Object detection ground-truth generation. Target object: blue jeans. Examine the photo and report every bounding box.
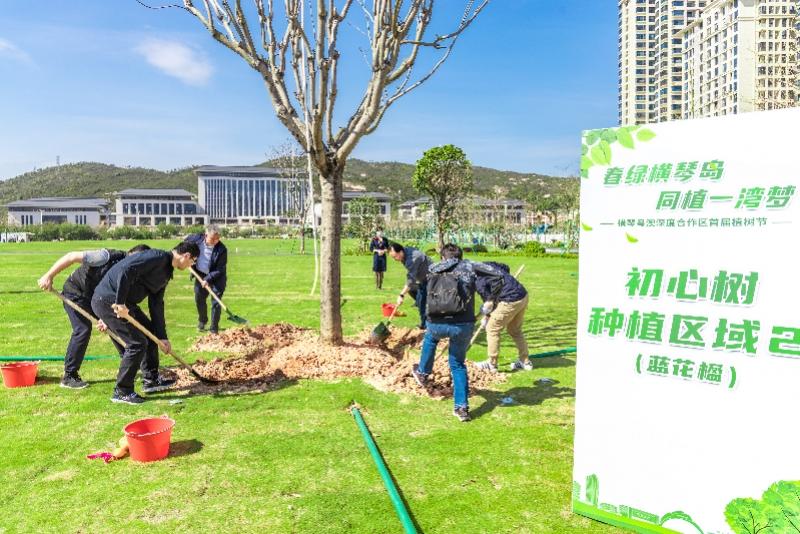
[418,322,473,409]
[413,281,428,329]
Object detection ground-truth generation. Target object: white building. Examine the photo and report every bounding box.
[196,165,307,225]
[6,197,109,227]
[681,0,798,118]
[313,191,392,226]
[618,0,708,125]
[398,196,525,224]
[110,189,207,228]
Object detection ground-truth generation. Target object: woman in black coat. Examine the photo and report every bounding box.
[369,230,389,289]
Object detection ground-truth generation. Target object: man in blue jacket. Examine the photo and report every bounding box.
[185,225,228,334]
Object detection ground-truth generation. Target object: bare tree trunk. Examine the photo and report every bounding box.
[319,171,343,344]
[438,225,445,255]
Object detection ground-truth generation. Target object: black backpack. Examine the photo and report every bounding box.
[426,267,470,318]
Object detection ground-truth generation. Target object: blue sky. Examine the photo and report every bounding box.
[0,1,618,180]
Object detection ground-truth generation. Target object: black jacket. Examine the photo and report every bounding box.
[94,249,174,339]
[185,233,227,290]
[426,258,505,324]
[476,262,527,303]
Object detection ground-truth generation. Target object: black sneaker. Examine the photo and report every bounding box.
[111,391,145,405]
[142,376,177,394]
[453,406,471,422]
[411,364,428,387]
[209,327,219,335]
[198,322,207,332]
[60,374,89,389]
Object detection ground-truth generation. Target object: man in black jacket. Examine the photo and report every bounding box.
[91,241,199,405]
[185,225,227,334]
[388,242,433,329]
[411,244,505,422]
[38,244,150,389]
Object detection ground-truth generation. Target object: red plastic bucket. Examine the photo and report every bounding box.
[1,361,39,388]
[381,303,397,317]
[123,417,175,462]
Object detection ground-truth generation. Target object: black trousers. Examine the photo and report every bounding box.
[90,296,161,394]
[194,276,223,330]
[62,294,93,376]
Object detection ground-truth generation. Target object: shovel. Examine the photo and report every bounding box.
[48,288,128,348]
[189,267,248,325]
[119,309,219,384]
[369,299,403,344]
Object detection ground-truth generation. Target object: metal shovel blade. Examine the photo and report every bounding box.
[369,321,391,344]
[226,310,248,325]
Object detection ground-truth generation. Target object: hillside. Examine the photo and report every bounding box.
[0,159,576,207]
[0,163,197,206]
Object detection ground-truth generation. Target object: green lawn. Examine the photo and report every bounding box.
[0,239,618,534]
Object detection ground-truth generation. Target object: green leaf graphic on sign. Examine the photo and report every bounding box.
[581,143,588,155]
[617,127,635,149]
[581,222,593,231]
[590,140,611,166]
[585,130,600,145]
[625,233,638,243]
[600,129,617,144]
[636,128,656,142]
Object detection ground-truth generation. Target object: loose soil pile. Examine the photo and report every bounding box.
[173,323,505,397]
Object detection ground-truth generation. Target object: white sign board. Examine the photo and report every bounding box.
[574,108,800,534]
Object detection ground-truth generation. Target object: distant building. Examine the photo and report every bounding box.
[398,196,525,224]
[313,191,392,226]
[681,0,799,118]
[6,197,109,227]
[196,165,307,225]
[110,189,207,228]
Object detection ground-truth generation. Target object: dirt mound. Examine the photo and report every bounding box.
[174,324,504,397]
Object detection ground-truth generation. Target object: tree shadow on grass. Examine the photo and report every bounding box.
[169,439,203,458]
[470,379,575,420]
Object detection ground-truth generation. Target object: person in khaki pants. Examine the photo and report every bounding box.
[475,262,531,372]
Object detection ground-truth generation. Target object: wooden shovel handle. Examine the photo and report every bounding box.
[48,288,127,348]
[120,311,191,369]
[189,266,227,311]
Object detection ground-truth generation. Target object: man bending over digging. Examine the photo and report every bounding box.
[411,244,505,422]
[38,244,151,389]
[91,242,199,405]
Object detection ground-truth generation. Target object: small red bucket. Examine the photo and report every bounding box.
[381,304,405,317]
[124,417,175,462]
[1,361,39,388]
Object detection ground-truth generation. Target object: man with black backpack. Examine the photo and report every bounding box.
[411,244,505,422]
[37,244,151,389]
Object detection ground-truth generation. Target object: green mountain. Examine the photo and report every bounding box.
[0,160,576,207]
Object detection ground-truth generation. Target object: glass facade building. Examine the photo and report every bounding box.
[196,166,308,224]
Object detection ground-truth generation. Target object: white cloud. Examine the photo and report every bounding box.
[134,38,212,86]
[0,38,33,64]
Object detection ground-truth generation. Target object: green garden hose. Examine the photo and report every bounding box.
[350,406,417,534]
[528,347,577,359]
